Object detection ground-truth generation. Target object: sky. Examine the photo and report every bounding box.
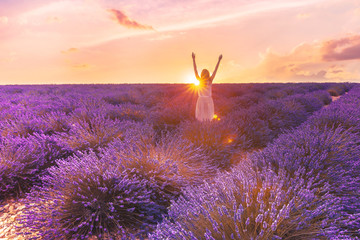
[0,0,360,84]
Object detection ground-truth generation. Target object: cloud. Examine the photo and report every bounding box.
[46,16,61,24]
[61,48,78,54]
[354,7,360,16]
[296,13,310,19]
[72,63,90,69]
[0,16,8,24]
[108,9,154,30]
[17,17,28,25]
[148,34,173,41]
[239,35,360,82]
[323,64,356,80]
[0,52,17,63]
[322,35,360,61]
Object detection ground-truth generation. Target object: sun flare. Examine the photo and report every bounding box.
[185,74,200,86]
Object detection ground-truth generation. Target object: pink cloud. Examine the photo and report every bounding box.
[296,13,310,19]
[0,52,17,63]
[46,16,61,24]
[61,48,78,54]
[239,35,360,82]
[108,9,154,30]
[322,35,360,61]
[72,63,90,69]
[354,7,360,16]
[0,16,8,24]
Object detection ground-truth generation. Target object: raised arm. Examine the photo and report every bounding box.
[192,52,200,80]
[210,54,222,82]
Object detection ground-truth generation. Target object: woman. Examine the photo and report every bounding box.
[192,52,222,121]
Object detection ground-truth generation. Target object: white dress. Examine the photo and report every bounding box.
[196,83,214,121]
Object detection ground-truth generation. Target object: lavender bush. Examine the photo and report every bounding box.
[150,163,339,240]
[105,103,147,122]
[102,135,217,207]
[19,134,216,239]
[226,89,331,149]
[252,125,360,238]
[19,151,163,239]
[56,112,124,152]
[327,84,346,96]
[308,92,360,133]
[0,133,67,200]
[178,119,247,169]
[0,113,45,137]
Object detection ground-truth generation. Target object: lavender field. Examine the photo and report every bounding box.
[0,83,359,239]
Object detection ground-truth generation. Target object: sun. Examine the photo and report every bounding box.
[185,74,200,86]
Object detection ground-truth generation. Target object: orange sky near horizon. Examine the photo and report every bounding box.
[0,0,360,84]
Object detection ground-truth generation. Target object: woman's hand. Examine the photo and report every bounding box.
[192,52,200,79]
[219,54,223,61]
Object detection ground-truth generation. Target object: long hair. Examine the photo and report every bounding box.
[200,69,210,82]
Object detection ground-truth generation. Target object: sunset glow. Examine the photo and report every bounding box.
[185,74,200,86]
[0,0,359,84]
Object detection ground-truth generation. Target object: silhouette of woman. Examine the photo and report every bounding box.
[192,52,222,121]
